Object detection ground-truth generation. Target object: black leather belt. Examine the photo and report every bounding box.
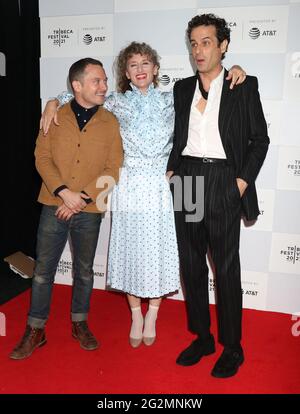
[183,156,228,164]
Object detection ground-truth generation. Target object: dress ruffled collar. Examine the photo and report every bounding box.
[127,82,156,97]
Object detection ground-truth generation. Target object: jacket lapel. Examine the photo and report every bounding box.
[181,75,197,146]
[218,68,240,146]
[218,69,232,140]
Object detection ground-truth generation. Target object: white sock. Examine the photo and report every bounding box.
[143,304,159,338]
[129,306,143,339]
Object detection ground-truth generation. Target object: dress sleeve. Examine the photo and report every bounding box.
[103,93,116,113]
[165,90,174,107]
[56,91,74,106]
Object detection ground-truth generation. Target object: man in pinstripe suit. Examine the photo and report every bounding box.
[167,14,269,378]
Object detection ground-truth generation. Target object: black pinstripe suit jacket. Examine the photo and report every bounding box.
[167,70,270,221]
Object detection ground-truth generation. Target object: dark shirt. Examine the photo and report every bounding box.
[71,98,99,131]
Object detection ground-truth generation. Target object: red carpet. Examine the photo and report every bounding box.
[0,285,299,394]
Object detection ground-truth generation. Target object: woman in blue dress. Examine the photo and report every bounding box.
[105,42,179,347]
[41,42,246,348]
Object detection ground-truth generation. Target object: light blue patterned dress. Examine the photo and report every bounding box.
[57,84,179,297]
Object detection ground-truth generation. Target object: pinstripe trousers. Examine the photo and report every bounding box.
[173,157,242,346]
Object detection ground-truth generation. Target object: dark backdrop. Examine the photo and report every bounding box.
[0,0,41,261]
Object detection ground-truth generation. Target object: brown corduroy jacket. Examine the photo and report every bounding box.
[35,102,123,213]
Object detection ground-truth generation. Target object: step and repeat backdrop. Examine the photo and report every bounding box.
[39,0,300,315]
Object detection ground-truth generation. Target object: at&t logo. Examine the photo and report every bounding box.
[83,34,93,45]
[249,27,260,39]
[159,74,170,86]
[82,34,106,45]
[249,27,277,39]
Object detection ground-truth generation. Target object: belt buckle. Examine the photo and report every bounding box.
[203,157,210,163]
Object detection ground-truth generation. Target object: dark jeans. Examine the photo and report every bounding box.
[28,206,102,328]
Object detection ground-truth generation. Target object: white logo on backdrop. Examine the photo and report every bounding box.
[208,271,268,310]
[93,256,108,290]
[159,74,171,86]
[241,272,268,311]
[41,15,113,57]
[158,56,195,92]
[243,189,275,232]
[198,6,289,53]
[55,251,73,286]
[55,251,108,290]
[277,147,300,191]
[269,233,300,275]
[280,245,300,264]
[83,34,93,45]
[47,28,74,47]
[249,27,261,39]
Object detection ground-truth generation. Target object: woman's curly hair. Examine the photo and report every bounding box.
[114,41,160,93]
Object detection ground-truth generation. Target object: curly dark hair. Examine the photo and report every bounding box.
[114,42,160,93]
[187,13,231,60]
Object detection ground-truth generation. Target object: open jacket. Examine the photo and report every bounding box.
[167,70,270,221]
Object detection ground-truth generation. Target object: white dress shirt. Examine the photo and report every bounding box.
[182,68,227,159]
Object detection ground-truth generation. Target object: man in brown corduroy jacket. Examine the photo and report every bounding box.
[10,58,123,360]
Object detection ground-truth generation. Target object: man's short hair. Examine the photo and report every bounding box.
[68,58,103,92]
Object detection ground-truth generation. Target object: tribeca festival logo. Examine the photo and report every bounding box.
[0,312,6,336]
[291,52,300,78]
[47,27,74,47]
[280,245,300,264]
[291,312,300,337]
[287,159,300,176]
[57,258,72,276]
[228,21,237,29]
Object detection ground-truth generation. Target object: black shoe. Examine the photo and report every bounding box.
[176,335,215,366]
[211,347,244,378]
